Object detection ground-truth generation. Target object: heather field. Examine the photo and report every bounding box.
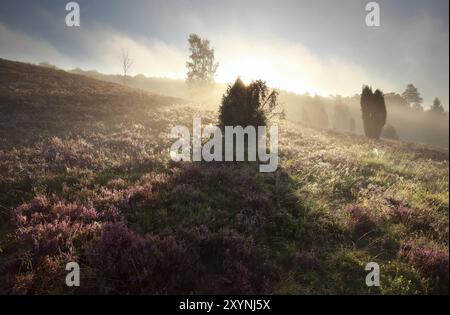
[0,60,448,294]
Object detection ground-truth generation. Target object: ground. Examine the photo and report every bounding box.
[0,59,448,294]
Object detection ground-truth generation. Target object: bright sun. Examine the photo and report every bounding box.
[215,54,320,96]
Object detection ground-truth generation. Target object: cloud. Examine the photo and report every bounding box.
[90,32,187,78]
[0,22,187,79]
[0,22,395,98]
[379,11,449,108]
[0,23,74,67]
[0,16,447,107]
[214,36,394,97]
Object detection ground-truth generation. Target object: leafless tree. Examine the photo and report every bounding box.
[120,48,133,81]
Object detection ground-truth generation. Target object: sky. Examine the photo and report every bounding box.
[0,0,448,108]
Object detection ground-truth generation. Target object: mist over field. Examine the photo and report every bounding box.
[0,0,448,295]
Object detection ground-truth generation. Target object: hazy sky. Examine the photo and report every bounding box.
[0,0,448,108]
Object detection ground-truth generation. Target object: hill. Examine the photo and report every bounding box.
[0,59,448,294]
[0,58,184,149]
[69,68,192,100]
[68,67,449,149]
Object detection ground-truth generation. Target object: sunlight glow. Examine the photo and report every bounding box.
[216,53,322,96]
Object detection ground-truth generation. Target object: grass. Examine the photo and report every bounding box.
[0,59,448,294]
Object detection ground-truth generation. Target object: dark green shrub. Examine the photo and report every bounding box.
[218,78,280,128]
[361,86,387,139]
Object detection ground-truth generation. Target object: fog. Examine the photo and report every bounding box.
[1,0,448,148]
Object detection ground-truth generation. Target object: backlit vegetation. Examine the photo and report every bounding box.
[0,59,448,294]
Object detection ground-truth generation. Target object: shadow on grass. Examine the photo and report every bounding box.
[102,160,373,294]
[2,159,434,294]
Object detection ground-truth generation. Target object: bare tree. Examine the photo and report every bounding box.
[120,48,133,81]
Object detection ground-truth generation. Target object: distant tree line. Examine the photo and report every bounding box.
[116,34,447,145]
[295,82,447,143]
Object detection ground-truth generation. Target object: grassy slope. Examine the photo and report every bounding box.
[0,59,448,294]
[0,58,183,149]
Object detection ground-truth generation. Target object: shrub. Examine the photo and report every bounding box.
[346,205,377,238]
[87,221,189,294]
[87,223,278,294]
[361,86,387,139]
[179,225,279,294]
[14,196,103,263]
[399,240,449,292]
[11,195,117,293]
[219,78,280,128]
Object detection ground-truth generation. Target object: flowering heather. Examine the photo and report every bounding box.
[399,240,449,292]
[0,61,448,294]
[14,196,102,261]
[10,195,123,293]
[346,205,377,239]
[41,137,96,170]
[87,221,188,294]
[178,225,279,294]
[86,223,278,294]
[391,205,414,223]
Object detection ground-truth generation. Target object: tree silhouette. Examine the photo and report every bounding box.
[429,97,445,114]
[402,84,423,108]
[186,34,219,87]
[301,104,310,126]
[313,96,329,128]
[360,86,387,139]
[120,48,133,82]
[332,96,352,131]
[384,92,409,109]
[302,95,328,129]
[411,103,424,112]
[219,78,280,128]
[349,117,356,133]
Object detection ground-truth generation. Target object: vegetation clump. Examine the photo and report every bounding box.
[361,86,387,139]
